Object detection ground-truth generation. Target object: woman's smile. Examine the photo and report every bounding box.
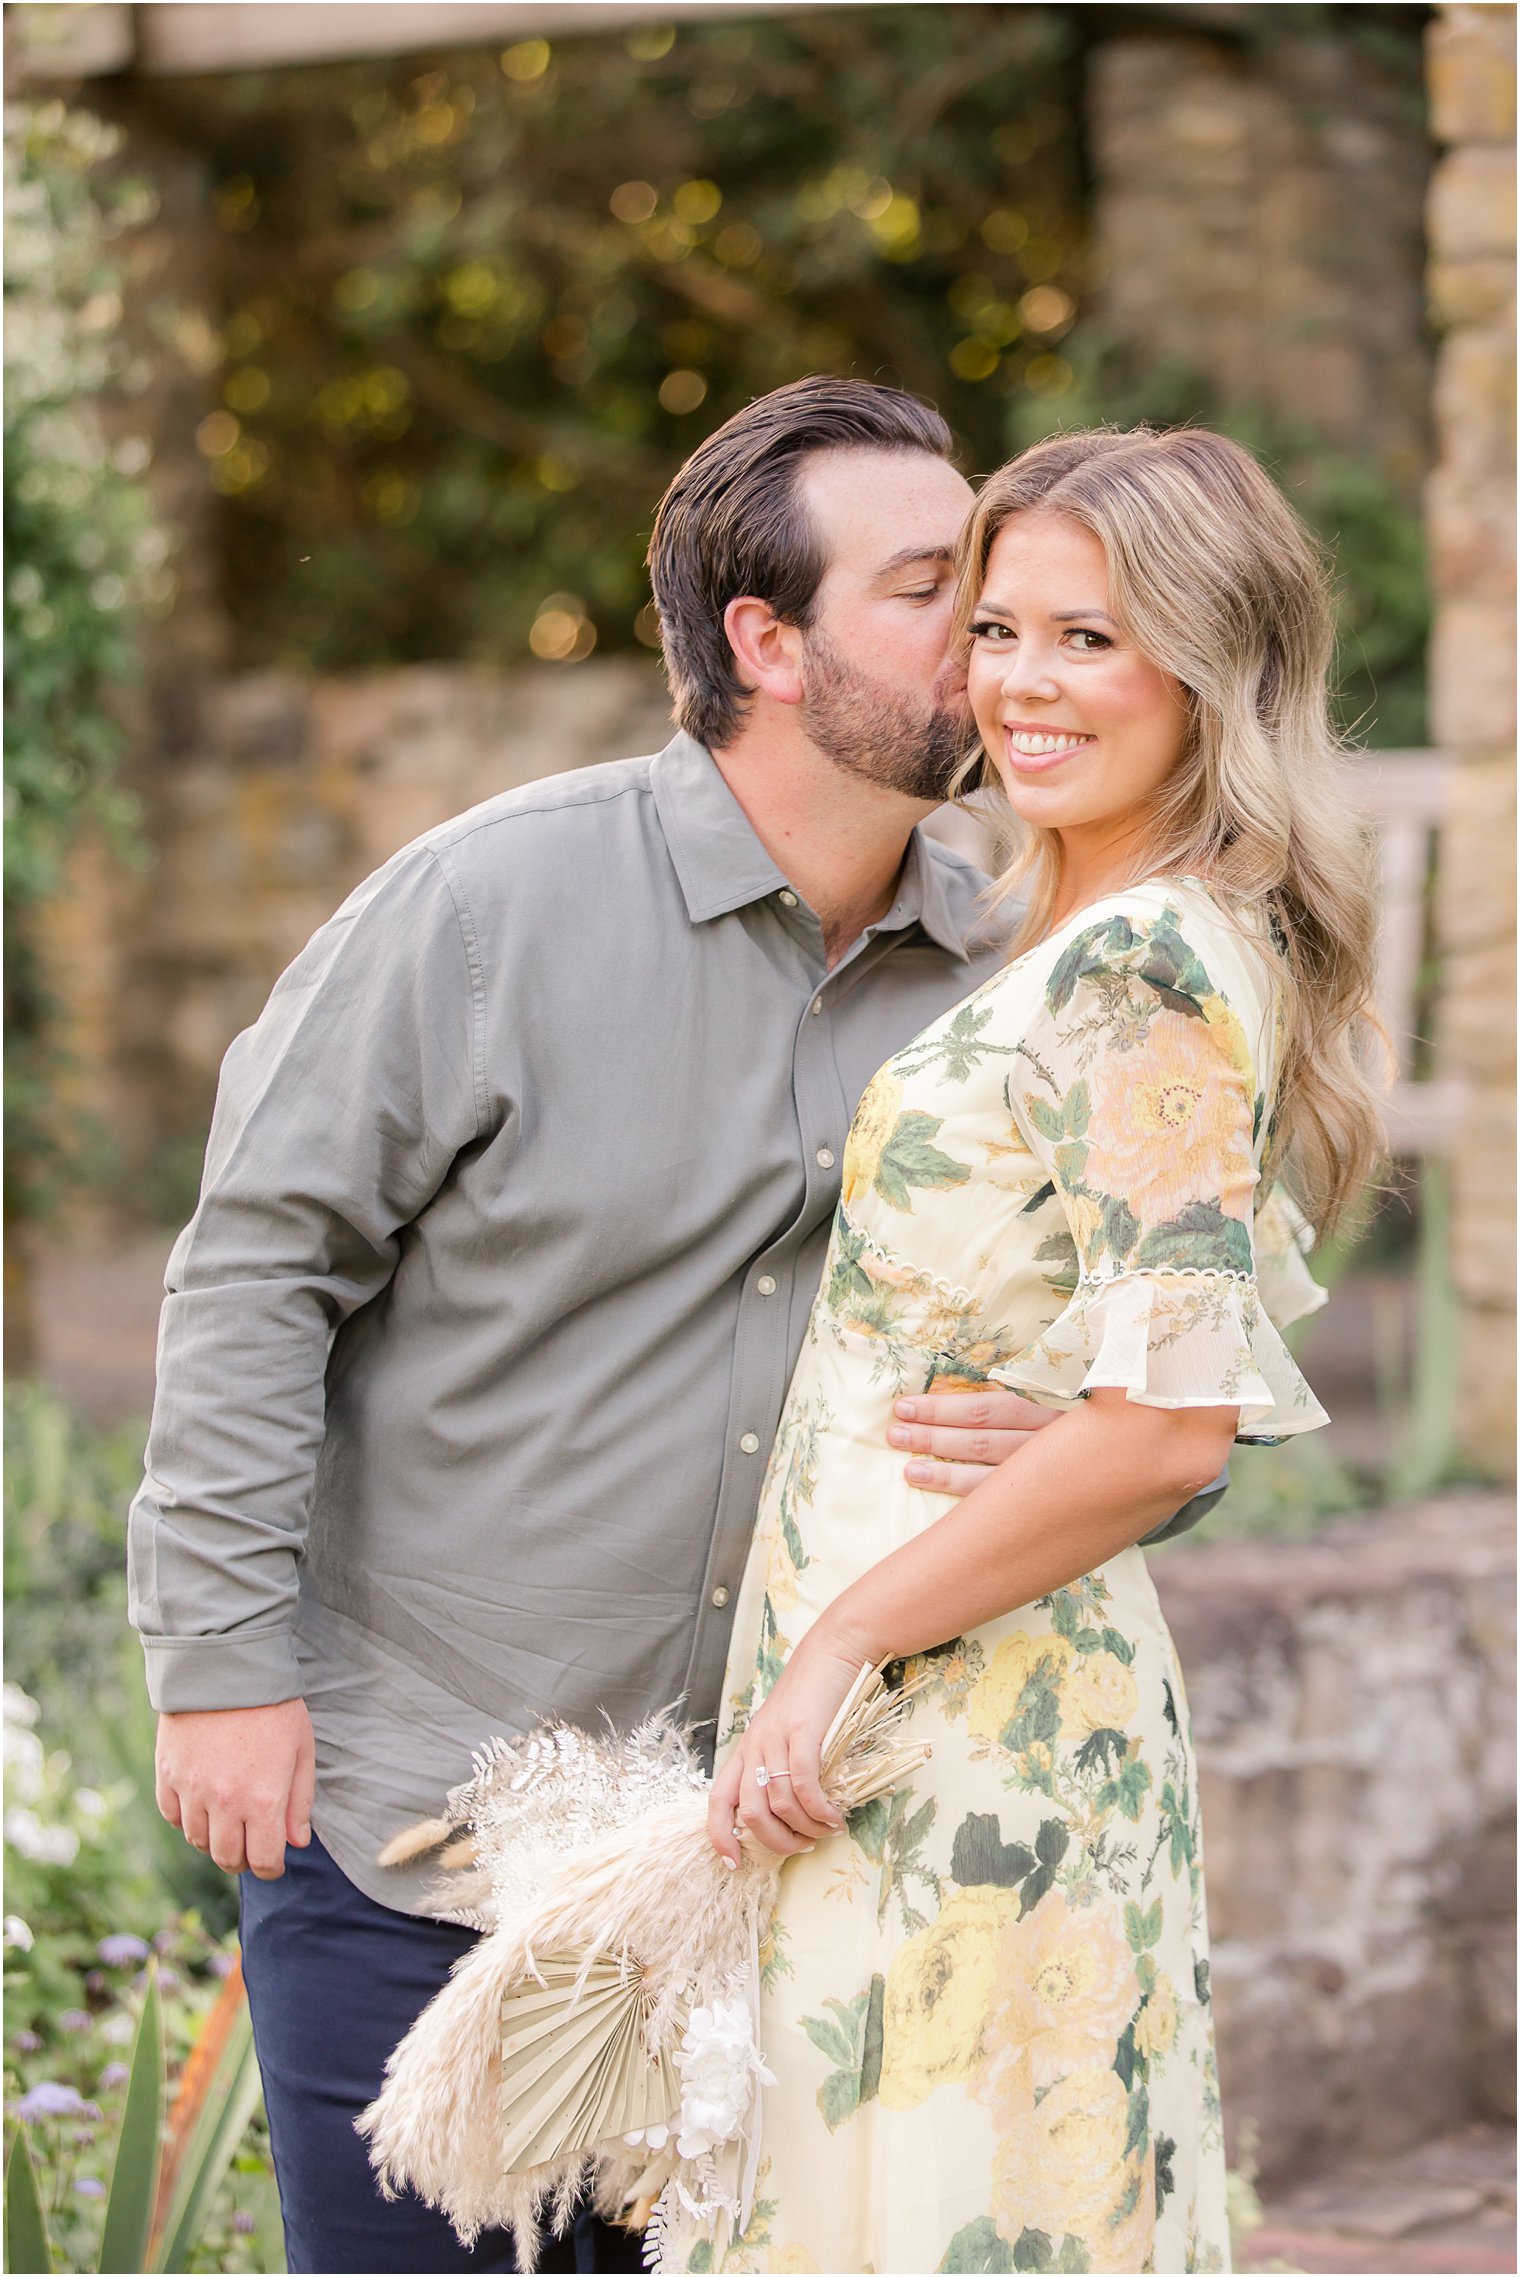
[1000,721,1097,770]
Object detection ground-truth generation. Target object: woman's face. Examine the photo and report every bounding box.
[966,511,1191,857]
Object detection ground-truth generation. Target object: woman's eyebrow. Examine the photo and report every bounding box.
[975,597,1119,624]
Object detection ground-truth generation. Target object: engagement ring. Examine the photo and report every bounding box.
[753,1766,791,1787]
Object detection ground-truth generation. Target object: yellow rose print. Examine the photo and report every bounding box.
[762,1516,800,1613]
[878,1886,1016,2109]
[965,1632,1076,1747]
[1061,1653,1140,1735]
[841,1068,903,1207]
[993,2059,1134,2247]
[1199,990,1254,1079]
[982,1894,1138,2092]
[1089,1006,1255,1230]
[1134,1970,1179,2059]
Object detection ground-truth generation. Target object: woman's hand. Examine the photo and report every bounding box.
[707,1630,871,1868]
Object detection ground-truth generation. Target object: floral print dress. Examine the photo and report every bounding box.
[673,881,1327,2276]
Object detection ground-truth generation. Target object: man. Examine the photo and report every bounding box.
[131,377,1219,2274]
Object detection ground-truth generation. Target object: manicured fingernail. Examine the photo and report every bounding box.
[800,1843,816,1854]
[894,1400,918,1420]
[906,1460,934,1484]
[887,1425,910,1447]
[723,1854,739,1872]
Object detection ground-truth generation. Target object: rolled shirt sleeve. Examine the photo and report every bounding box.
[128,844,485,1711]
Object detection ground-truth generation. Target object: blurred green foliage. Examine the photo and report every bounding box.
[4,1387,279,2269]
[4,100,165,1226]
[4,1384,236,1930]
[139,4,1426,742]
[150,8,1088,665]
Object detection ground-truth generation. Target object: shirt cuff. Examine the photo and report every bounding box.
[139,1625,305,1713]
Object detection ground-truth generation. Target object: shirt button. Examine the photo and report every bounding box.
[739,1431,761,1454]
[778,889,798,908]
[710,1585,731,1608]
[757,1274,777,1296]
[810,999,823,1015]
[816,1147,836,1169]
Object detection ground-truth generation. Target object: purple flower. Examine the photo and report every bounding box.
[74,2176,106,2198]
[208,1951,237,1979]
[11,2029,41,2054]
[85,1971,107,1995]
[17,2080,86,2120]
[232,2211,256,2235]
[156,1967,181,1994]
[97,1934,149,1968]
[151,1928,177,1955]
[98,2062,130,2091]
[58,2008,92,2034]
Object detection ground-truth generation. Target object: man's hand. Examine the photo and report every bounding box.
[888,1387,1059,1496]
[155,1699,315,1881]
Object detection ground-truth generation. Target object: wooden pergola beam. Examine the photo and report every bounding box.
[10,1,805,82]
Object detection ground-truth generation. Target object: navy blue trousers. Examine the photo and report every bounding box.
[239,1832,646,2274]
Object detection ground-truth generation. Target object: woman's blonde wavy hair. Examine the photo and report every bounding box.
[952,424,1386,1235]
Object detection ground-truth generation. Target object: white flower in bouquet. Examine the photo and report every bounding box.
[671,1997,775,2160]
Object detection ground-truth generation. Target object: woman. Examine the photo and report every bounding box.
[678,427,1383,2273]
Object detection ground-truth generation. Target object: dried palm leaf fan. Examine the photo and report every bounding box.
[358,1662,929,2267]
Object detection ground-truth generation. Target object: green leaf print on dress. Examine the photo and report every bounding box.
[893,997,1023,1086]
[845,1784,941,1932]
[799,1973,885,2132]
[840,1068,969,1213]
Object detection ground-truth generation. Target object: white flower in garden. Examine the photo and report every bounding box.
[3,1724,45,1806]
[3,1915,34,1952]
[4,1807,80,1866]
[671,1995,776,2160]
[74,1787,110,1822]
[3,1685,40,1729]
[99,2014,135,2046]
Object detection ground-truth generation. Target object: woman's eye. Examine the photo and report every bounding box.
[1067,629,1112,652]
[969,618,1013,643]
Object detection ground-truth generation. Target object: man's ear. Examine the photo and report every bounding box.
[723,596,806,709]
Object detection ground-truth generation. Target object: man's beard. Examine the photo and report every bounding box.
[797,628,971,803]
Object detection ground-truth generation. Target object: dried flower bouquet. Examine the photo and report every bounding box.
[357,1662,928,2268]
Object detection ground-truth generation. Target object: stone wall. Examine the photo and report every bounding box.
[40,659,672,1198]
[1153,1490,1516,2185]
[1425,5,1517,1477]
[1087,18,1431,484]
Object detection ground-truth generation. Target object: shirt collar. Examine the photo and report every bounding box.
[651,733,791,922]
[650,729,988,959]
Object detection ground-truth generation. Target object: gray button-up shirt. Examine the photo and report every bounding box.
[128,734,1017,1908]
[129,732,1221,1912]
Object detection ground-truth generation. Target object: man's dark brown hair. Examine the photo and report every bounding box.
[647,375,954,751]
